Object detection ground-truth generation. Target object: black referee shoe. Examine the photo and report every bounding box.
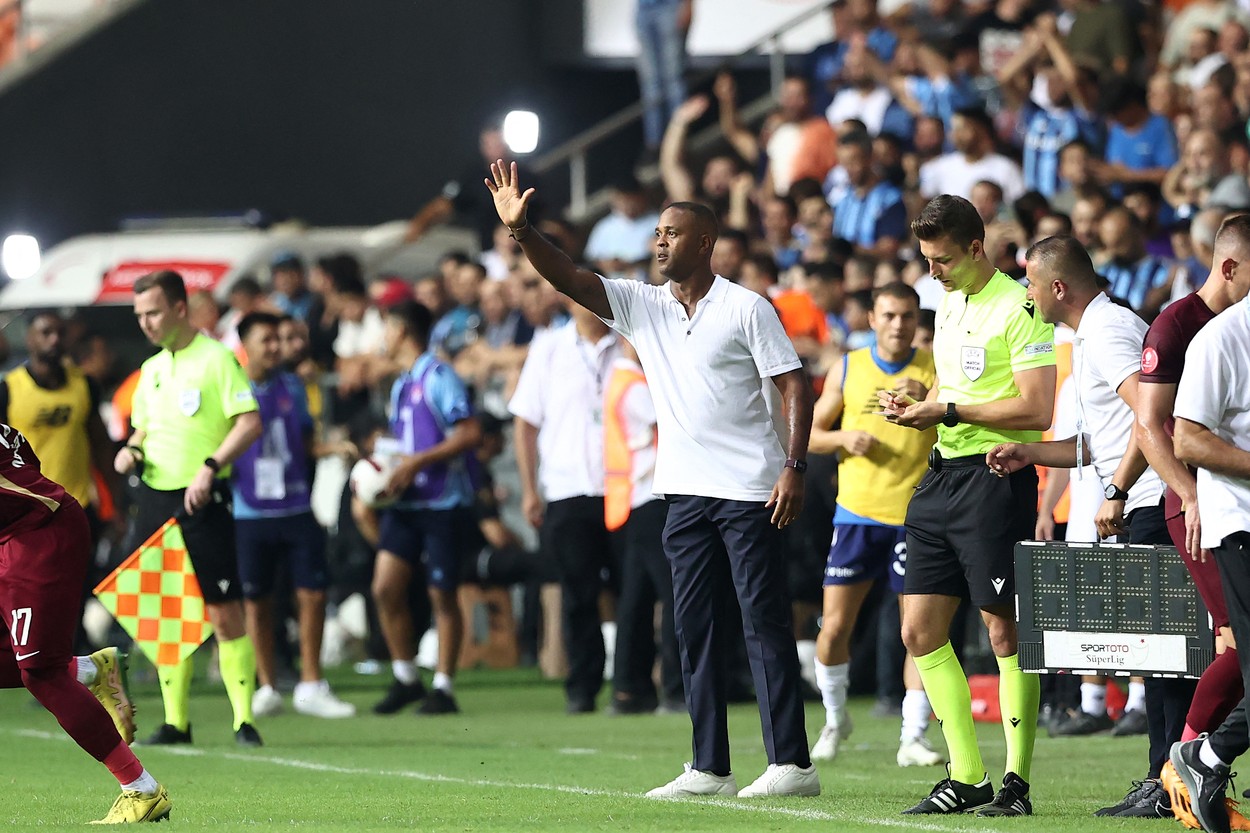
[1171,737,1232,833]
[977,772,1032,817]
[234,722,263,747]
[902,767,994,814]
[142,723,192,745]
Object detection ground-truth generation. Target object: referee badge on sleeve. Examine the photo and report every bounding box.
[961,345,986,381]
[179,389,201,416]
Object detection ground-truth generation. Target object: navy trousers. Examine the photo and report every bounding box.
[663,495,810,775]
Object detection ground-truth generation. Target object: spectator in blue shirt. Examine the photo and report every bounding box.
[998,18,1101,199]
[1095,206,1177,320]
[268,252,316,323]
[833,132,907,260]
[806,0,899,114]
[430,261,485,359]
[1099,78,1178,196]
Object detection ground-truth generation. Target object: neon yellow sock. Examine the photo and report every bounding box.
[914,641,984,784]
[997,653,1039,782]
[218,635,257,730]
[157,656,193,732]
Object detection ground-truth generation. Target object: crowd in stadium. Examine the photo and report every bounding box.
[9,0,1250,825]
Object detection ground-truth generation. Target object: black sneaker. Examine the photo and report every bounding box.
[566,697,595,714]
[142,723,192,745]
[373,679,427,715]
[417,688,460,715]
[605,694,658,716]
[1111,708,1149,736]
[1050,710,1114,736]
[977,772,1032,817]
[1095,778,1173,818]
[902,767,994,814]
[1171,737,1232,833]
[234,722,263,747]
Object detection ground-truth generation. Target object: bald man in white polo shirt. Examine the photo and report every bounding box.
[487,162,819,798]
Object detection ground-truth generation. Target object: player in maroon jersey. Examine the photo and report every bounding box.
[0,424,171,823]
[1131,214,1250,819]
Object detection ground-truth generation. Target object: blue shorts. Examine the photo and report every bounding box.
[377,506,479,591]
[236,512,328,598]
[823,523,907,592]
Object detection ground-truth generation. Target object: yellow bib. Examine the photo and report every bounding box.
[838,348,937,526]
[5,364,94,506]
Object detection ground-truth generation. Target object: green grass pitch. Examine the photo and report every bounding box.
[0,667,1175,830]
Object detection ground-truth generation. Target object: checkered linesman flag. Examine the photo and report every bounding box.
[93,518,212,667]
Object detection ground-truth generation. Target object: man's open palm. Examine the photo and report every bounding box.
[484,159,535,229]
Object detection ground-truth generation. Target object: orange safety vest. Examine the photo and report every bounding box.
[603,363,651,531]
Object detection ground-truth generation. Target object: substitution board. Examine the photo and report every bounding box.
[1015,541,1213,678]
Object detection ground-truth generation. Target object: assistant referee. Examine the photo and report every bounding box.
[880,195,1056,817]
[114,270,263,747]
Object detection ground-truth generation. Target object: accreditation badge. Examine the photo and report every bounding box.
[178,389,201,416]
[960,346,986,381]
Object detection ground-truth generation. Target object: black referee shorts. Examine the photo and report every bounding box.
[132,480,243,604]
[903,453,1037,608]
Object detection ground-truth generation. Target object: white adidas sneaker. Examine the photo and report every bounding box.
[897,736,944,767]
[645,763,738,797]
[737,763,821,797]
[252,684,284,717]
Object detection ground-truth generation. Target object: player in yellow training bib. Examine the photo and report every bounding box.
[808,282,943,770]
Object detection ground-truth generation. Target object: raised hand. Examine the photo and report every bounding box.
[484,160,536,230]
[673,94,710,125]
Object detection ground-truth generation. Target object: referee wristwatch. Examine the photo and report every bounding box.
[1104,483,1129,501]
[203,457,221,474]
[784,458,808,473]
[942,402,959,428]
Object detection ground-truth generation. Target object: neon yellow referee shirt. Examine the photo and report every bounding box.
[934,270,1055,458]
[131,333,258,490]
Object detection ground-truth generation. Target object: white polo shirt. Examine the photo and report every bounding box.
[508,321,621,502]
[1072,292,1165,515]
[1175,297,1250,549]
[599,274,803,502]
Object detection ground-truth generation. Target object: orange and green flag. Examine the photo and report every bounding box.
[93,518,212,667]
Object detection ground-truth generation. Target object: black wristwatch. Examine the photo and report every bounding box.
[942,402,959,428]
[204,457,221,474]
[784,458,808,473]
[1104,483,1129,501]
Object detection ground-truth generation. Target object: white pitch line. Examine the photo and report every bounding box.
[14,728,978,832]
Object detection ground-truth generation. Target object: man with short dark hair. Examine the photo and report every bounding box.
[370,301,481,717]
[988,235,1185,819]
[234,312,355,720]
[115,269,264,747]
[919,108,1025,202]
[881,195,1055,816]
[834,133,907,260]
[488,162,818,798]
[808,282,943,769]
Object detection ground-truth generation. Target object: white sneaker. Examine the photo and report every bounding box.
[252,685,284,717]
[737,763,821,797]
[293,680,357,718]
[810,712,853,761]
[645,763,738,797]
[897,735,944,767]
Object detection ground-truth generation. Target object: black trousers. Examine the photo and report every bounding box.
[1130,503,1197,779]
[1208,532,1250,764]
[664,495,810,775]
[542,496,615,705]
[613,499,682,703]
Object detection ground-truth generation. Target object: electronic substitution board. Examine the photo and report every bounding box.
[1015,541,1213,678]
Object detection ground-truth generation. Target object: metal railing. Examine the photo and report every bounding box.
[532,0,836,220]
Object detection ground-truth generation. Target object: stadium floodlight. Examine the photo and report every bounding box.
[503,110,540,155]
[1,233,40,281]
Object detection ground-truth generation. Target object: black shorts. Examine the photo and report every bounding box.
[903,454,1037,608]
[377,506,480,591]
[132,480,242,604]
[236,512,328,598]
